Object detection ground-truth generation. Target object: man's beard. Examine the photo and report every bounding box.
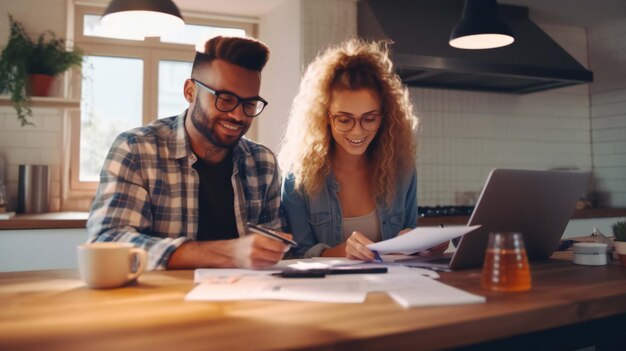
[190,101,247,149]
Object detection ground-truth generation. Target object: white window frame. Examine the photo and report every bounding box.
[63,4,257,210]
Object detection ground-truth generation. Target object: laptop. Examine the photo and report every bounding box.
[406,168,590,270]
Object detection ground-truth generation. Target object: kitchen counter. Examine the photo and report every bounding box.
[0,212,88,230]
[419,208,626,226]
[1,208,625,230]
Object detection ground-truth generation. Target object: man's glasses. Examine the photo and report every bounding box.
[329,112,383,132]
[191,78,268,117]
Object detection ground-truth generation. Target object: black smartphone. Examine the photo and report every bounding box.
[272,267,388,278]
[272,269,326,278]
[327,267,388,275]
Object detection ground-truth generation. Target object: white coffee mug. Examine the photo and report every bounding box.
[77,242,147,289]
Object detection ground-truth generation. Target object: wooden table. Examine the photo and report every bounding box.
[1,252,626,351]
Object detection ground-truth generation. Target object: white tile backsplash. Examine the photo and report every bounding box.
[413,83,593,205]
[0,105,65,211]
[589,17,626,206]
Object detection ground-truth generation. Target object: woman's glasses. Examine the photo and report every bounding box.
[329,112,383,132]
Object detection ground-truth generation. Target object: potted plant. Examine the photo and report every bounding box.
[612,220,626,266]
[0,14,83,126]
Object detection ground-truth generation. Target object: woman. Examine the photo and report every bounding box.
[280,39,445,260]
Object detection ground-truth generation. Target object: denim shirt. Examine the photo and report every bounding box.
[281,168,418,258]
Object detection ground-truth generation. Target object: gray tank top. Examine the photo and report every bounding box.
[342,209,381,242]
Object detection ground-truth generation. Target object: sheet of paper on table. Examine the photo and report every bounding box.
[387,280,486,308]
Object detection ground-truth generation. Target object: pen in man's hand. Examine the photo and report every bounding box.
[246,222,299,247]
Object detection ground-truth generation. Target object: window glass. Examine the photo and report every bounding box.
[160,23,246,47]
[80,56,144,182]
[83,14,143,40]
[158,60,192,118]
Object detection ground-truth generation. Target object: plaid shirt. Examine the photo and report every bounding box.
[87,112,282,270]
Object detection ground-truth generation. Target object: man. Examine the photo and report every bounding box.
[87,36,291,270]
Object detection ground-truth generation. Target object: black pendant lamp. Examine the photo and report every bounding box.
[101,0,185,39]
[449,0,514,50]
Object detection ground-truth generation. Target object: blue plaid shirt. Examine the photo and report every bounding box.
[87,112,282,270]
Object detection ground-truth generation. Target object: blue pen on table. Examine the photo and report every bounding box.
[246,222,299,247]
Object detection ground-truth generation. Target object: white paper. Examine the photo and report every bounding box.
[186,276,367,303]
[388,279,486,308]
[194,268,280,284]
[367,225,481,254]
[357,266,440,290]
[274,257,364,270]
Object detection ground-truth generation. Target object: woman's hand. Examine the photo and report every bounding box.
[398,227,413,236]
[345,231,377,261]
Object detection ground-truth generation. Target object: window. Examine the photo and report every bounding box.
[158,60,193,118]
[80,56,144,181]
[67,5,256,206]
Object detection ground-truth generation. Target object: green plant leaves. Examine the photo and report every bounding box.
[613,221,626,241]
[0,14,83,126]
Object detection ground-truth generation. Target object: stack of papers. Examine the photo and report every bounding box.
[186,259,485,308]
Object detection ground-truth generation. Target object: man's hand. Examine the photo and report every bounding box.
[167,231,292,269]
[233,232,292,268]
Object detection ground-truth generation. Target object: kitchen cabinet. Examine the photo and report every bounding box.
[0,212,88,272]
[0,228,87,272]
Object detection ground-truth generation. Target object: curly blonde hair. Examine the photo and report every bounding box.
[279,39,418,204]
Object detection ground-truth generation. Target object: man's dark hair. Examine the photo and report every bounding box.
[192,36,270,75]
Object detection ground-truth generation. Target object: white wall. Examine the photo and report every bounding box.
[258,0,357,153]
[300,0,357,66]
[258,0,302,153]
[0,0,68,212]
[588,18,626,207]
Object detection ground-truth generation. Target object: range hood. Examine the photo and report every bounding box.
[358,0,593,94]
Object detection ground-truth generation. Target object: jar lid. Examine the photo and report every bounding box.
[573,242,608,254]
